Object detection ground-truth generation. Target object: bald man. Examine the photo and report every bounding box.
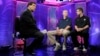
[47,10,72,51]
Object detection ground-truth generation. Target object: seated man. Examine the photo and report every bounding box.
[19,2,47,55]
[71,8,91,52]
[47,10,71,51]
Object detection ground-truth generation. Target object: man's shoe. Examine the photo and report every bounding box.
[74,47,78,51]
[62,45,66,51]
[54,44,61,51]
[82,48,87,52]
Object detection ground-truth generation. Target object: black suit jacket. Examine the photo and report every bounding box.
[19,9,40,37]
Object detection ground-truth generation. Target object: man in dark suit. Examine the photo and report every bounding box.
[19,2,44,55]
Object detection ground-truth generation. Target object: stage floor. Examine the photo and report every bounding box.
[0,46,100,56]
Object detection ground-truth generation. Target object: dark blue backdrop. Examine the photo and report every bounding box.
[0,0,15,46]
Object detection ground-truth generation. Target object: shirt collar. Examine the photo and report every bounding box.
[63,17,69,20]
[80,15,85,18]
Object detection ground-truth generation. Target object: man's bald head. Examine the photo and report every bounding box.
[62,10,68,17]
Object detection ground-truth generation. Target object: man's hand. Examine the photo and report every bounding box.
[76,28,85,32]
[75,25,89,32]
[75,25,84,32]
[56,29,63,35]
[41,29,47,34]
[65,26,70,30]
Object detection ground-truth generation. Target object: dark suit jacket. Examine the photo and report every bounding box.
[19,9,40,37]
